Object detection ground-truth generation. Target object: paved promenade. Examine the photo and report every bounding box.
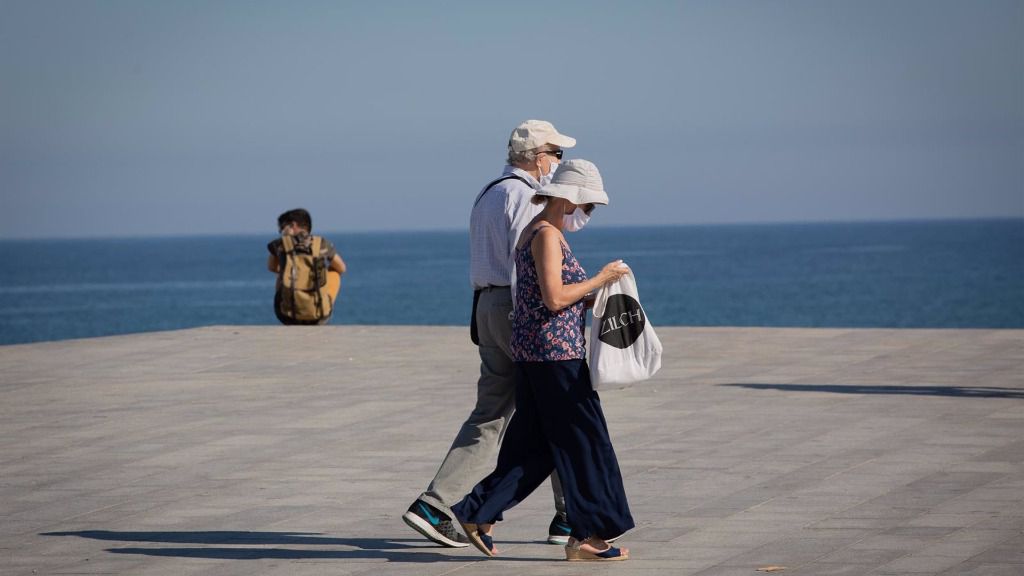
[1,326,1022,576]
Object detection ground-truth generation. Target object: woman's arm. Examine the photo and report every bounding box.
[533,227,628,312]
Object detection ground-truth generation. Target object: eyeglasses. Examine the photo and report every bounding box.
[540,149,563,160]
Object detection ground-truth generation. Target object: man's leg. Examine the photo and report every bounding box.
[420,288,516,511]
[404,288,516,546]
[326,271,341,302]
[547,470,571,544]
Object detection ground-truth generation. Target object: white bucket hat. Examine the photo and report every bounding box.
[508,119,577,153]
[537,159,609,206]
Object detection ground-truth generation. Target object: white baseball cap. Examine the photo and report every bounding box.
[508,120,577,153]
[537,159,609,206]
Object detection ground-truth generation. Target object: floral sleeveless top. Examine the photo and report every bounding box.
[510,226,588,362]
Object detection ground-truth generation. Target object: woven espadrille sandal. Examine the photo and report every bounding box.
[564,537,629,561]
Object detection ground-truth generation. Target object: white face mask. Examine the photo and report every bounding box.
[563,207,591,232]
[539,159,559,186]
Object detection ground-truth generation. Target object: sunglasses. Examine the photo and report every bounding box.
[540,149,564,160]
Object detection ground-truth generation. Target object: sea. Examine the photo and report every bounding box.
[1,219,1021,346]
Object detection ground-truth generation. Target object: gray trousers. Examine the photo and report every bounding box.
[419,286,565,520]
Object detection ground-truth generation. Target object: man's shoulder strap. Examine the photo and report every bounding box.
[473,174,534,207]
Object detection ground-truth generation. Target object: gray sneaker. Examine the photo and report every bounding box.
[402,500,470,548]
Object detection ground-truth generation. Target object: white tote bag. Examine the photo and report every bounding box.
[589,270,663,389]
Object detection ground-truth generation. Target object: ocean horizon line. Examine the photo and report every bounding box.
[1,216,1020,243]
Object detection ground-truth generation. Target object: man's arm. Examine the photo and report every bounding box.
[266,254,279,273]
[329,254,347,275]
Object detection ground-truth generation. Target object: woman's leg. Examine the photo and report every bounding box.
[525,360,634,542]
[451,363,557,525]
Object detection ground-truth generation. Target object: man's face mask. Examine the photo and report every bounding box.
[538,149,562,186]
[540,159,559,186]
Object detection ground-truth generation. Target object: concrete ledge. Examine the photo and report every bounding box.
[1,326,1022,575]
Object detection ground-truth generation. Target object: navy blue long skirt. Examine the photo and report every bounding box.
[452,359,634,541]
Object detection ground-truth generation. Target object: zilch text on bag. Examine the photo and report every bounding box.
[598,294,646,349]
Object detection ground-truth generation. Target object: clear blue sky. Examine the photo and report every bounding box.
[2,0,1022,239]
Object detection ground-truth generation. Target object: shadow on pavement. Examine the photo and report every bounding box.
[722,383,1024,399]
[104,546,468,561]
[41,530,551,562]
[42,531,412,546]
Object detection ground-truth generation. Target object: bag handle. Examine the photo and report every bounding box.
[311,236,326,319]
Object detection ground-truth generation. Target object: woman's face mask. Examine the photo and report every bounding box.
[563,206,591,232]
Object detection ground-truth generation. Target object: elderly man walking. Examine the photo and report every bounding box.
[403,120,577,547]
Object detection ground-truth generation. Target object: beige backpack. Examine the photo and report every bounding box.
[277,234,333,323]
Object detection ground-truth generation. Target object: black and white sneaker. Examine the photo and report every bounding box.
[402,499,470,548]
[547,513,572,545]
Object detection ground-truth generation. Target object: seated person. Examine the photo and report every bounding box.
[266,208,347,325]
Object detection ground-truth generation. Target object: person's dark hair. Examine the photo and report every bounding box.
[277,208,312,232]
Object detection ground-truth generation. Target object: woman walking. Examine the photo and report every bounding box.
[452,159,634,561]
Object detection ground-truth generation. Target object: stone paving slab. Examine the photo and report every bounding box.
[1,325,1022,575]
